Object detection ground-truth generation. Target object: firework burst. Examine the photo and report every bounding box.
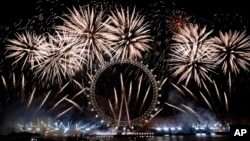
[165,10,191,33]
[33,31,87,87]
[167,23,217,87]
[4,31,47,71]
[208,30,250,93]
[104,6,152,60]
[209,30,250,75]
[54,5,113,72]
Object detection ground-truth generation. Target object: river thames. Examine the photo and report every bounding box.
[88,135,231,141]
[0,134,232,141]
[2,134,230,141]
[89,132,249,141]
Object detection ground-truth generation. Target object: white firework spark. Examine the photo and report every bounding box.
[209,30,250,75]
[167,23,217,87]
[5,31,47,71]
[54,5,113,71]
[33,31,87,87]
[104,6,152,60]
[208,30,250,94]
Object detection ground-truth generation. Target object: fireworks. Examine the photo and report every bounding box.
[167,80,230,114]
[0,72,87,122]
[0,72,26,102]
[104,6,152,60]
[33,31,87,87]
[208,30,250,93]
[167,23,217,87]
[209,30,250,75]
[54,5,113,72]
[165,10,191,33]
[5,31,47,71]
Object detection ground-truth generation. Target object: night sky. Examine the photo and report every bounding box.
[0,0,249,108]
[0,0,249,26]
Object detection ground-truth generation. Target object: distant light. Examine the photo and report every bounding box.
[177,127,182,130]
[163,127,169,131]
[170,127,175,130]
[211,133,216,136]
[155,127,161,131]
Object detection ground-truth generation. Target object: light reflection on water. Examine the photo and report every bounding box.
[1,134,229,141]
[87,135,230,141]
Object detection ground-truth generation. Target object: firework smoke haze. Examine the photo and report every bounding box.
[167,23,217,87]
[104,6,152,60]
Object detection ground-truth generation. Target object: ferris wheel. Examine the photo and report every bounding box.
[87,59,160,130]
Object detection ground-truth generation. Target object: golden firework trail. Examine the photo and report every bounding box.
[108,99,116,119]
[164,102,187,113]
[113,87,118,109]
[199,91,213,111]
[21,74,25,94]
[136,74,143,103]
[159,77,168,89]
[56,81,70,96]
[72,88,85,99]
[56,106,74,119]
[140,86,151,111]
[224,92,229,112]
[124,94,131,127]
[72,79,84,89]
[49,94,68,112]
[202,80,211,97]
[117,91,124,128]
[182,104,199,117]
[120,73,131,127]
[26,87,36,111]
[65,98,83,112]
[213,80,222,104]
[1,75,8,91]
[128,81,132,104]
[147,108,163,123]
[87,73,93,82]
[228,72,232,96]
[181,85,198,100]
[116,73,132,127]
[36,90,51,113]
[171,83,185,96]
[12,73,16,90]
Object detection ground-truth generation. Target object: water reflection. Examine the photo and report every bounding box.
[87,135,230,141]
